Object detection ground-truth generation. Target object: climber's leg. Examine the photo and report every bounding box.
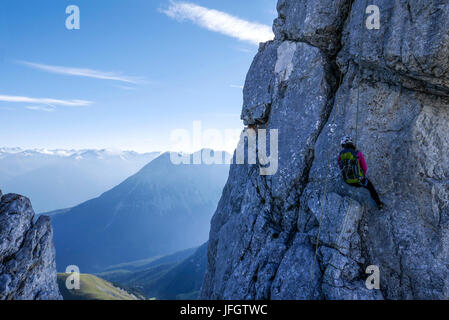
[363,179,383,209]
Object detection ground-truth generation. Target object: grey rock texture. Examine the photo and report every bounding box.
[338,0,449,96]
[0,193,61,300]
[273,0,352,55]
[201,0,449,300]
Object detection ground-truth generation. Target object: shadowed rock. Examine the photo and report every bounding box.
[0,193,61,300]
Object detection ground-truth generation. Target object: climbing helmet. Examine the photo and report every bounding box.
[341,135,354,146]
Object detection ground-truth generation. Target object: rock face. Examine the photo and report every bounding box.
[0,191,61,300]
[201,0,449,299]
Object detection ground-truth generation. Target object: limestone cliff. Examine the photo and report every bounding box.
[0,191,62,300]
[201,0,449,299]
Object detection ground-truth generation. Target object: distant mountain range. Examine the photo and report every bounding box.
[0,148,160,212]
[51,150,229,273]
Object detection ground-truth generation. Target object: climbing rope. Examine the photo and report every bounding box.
[334,0,370,252]
[307,173,341,183]
[334,200,353,249]
[356,75,360,146]
[307,0,368,298]
[355,0,368,147]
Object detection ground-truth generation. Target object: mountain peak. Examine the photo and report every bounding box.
[51,149,230,272]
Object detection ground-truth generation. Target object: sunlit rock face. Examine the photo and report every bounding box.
[201,0,449,300]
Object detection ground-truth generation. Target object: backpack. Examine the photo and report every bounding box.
[339,149,364,184]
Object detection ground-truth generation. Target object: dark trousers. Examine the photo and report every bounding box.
[347,178,382,206]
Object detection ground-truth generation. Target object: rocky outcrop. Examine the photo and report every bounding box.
[0,191,61,300]
[201,0,449,300]
[273,0,352,55]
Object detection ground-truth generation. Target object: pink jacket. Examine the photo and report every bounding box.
[338,150,368,175]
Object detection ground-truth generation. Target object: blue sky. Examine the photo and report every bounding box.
[0,0,277,152]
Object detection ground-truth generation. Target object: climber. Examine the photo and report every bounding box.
[337,136,383,210]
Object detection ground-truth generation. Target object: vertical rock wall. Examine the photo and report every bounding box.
[201,0,449,300]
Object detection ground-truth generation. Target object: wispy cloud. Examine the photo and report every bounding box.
[235,46,255,54]
[213,112,240,118]
[162,1,274,45]
[115,85,137,91]
[17,61,146,84]
[0,95,92,107]
[26,105,56,112]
